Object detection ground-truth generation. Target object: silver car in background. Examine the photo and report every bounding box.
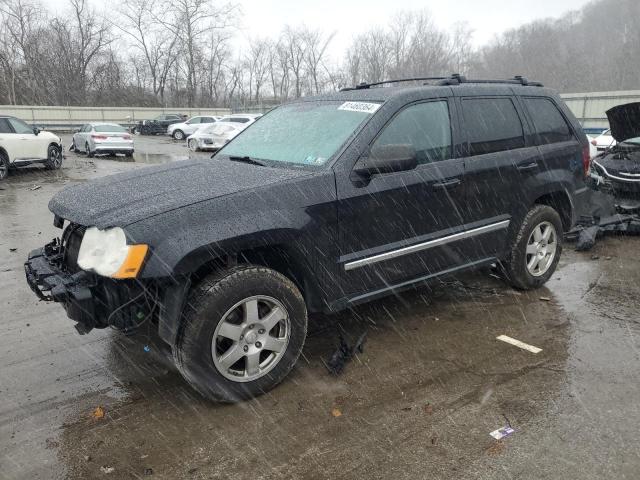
[186,122,245,151]
[71,123,134,158]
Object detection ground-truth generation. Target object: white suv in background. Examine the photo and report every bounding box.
[0,116,63,180]
[167,115,220,140]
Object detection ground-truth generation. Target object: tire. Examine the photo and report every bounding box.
[173,129,185,140]
[140,126,149,135]
[45,144,63,170]
[85,142,94,158]
[125,151,134,158]
[174,265,307,403]
[188,139,199,152]
[0,152,9,180]
[70,140,76,152]
[502,204,563,290]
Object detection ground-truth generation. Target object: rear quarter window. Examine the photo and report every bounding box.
[462,97,525,156]
[0,118,12,133]
[524,97,574,144]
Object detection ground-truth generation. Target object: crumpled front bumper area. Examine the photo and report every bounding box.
[24,241,98,331]
[24,239,156,334]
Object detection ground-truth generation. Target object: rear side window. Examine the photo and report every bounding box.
[0,118,12,133]
[372,100,452,164]
[524,97,574,144]
[463,98,525,155]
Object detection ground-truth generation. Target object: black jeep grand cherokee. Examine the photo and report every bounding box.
[25,76,590,402]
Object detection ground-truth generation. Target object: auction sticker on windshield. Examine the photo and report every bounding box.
[338,102,381,114]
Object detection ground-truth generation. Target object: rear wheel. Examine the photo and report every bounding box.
[502,204,563,290]
[174,265,307,402]
[0,152,9,180]
[85,142,94,158]
[45,144,63,170]
[125,151,134,158]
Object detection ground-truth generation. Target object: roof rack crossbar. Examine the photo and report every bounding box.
[340,74,543,91]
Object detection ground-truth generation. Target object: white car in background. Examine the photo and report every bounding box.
[186,122,245,152]
[167,115,220,140]
[0,115,63,180]
[591,129,616,152]
[71,123,134,158]
[218,113,262,126]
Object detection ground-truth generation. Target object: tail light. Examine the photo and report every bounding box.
[582,145,591,178]
[591,139,597,146]
[91,135,107,140]
[123,135,131,140]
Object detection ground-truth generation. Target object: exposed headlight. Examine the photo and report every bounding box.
[77,227,148,279]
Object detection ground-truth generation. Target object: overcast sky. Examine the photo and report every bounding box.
[233,0,593,59]
[49,0,594,61]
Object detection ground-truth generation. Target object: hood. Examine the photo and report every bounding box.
[606,102,640,142]
[49,159,311,228]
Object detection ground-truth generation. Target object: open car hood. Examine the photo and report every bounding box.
[606,102,640,142]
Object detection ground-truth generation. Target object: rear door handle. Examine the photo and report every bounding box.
[517,162,539,171]
[431,178,461,189]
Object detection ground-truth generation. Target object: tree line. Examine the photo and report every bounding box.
[0,0,638,109]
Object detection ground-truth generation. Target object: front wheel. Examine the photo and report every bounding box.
[188,139,199,152]
[174,265,308,402]
[45,144,63,170]
[502,204,563,290]
[173,130,185,140]
[0,152,9,180]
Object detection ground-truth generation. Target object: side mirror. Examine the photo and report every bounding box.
[353,144,418,179]
[33,127,41,136]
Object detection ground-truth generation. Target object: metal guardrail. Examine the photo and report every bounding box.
[0,105,232,131]
[560,90,640,132]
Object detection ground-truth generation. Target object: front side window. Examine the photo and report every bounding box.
[524,97,574,144]
[219,101,377,167]
[187,117,201,124]
[8,117,33,134]
[463,98,525,155]
[372,101,452,164]
[0,118,12,133]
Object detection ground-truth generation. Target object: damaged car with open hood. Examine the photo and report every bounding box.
[589,102,640,211]
[24,75,590,402]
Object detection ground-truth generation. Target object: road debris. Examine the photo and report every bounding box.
[331,408,342,418]
[92,406,105,420]
[539,296,551,302]
[325,331,367,375]
[100,466,115,474]
[496,335,542,354]
[28,185,42,191]
[9,248,17,252]
[489,426,515,440]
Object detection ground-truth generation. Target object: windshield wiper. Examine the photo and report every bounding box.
[228,155,266,166]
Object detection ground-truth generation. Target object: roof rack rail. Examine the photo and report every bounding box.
[340,74,543,91]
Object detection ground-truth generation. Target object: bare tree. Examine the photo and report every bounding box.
[301,27,335,94]
[281,26,306,98]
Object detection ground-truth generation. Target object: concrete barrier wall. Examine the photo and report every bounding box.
[560,91,640,133]
[0,105,232,130]
[3,91,640,133]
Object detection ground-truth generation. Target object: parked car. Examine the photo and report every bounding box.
[133,114,185,135]
[218,113,262,125]
[25,75,589,402]
[591,128,616,152]
[586,135,599,158]
[589,102,640,210]
[167,115,220,140]
[0,115,63,180]
[186,122,245,152]
[71,123,134,158]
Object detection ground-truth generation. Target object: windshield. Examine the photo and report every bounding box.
[94,124,127,133]
[218,101,377,166]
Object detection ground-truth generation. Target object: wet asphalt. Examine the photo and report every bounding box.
[1,135,639,479]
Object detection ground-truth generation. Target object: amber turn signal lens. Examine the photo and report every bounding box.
[112,245,149,279]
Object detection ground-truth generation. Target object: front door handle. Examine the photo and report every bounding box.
[431,178,461,189]
[517,162,539,171]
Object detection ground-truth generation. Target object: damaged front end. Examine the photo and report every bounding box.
[24,223,159,335]
[589,102,640,211]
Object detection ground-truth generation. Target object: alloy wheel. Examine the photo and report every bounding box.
[525,221,557,277]
[212,296,290,383]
